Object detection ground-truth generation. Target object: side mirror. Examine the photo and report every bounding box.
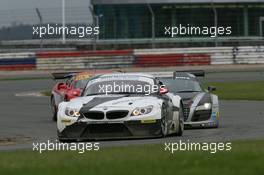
[58,83,67,90]
[160,87,169,94]
[208,86,216,92]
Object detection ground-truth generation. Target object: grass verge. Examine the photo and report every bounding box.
[206,81,264,100]
[0,140,263,175]
[42,81,264,101]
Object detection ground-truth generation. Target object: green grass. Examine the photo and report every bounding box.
[0,140,263,175]
[206,81,264,100]
[43,81,264,101]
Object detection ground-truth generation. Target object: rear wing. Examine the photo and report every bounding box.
[51,72,79,80]
[51,70,119,80]
[173,70,205,78]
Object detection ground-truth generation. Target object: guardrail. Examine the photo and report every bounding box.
[0,46,263,70]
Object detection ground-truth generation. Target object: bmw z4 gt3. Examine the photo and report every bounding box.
[57,73,184,141]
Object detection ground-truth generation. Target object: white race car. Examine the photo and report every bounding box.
[57,73,184,141]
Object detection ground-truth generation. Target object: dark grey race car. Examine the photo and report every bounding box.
[159,70,220,129]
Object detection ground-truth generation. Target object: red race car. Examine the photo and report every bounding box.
[50,71,96,121]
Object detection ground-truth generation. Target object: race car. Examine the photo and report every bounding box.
[159,70,220,128]
[50,71,96,121]
[57,73,184,141]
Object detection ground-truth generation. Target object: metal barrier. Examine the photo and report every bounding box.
[0,52,36,70]
[0,46,263,70]
[135,46,264,65]
[36,50,134,70]
[134,54,210,67]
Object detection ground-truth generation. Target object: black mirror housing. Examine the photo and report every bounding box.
[208,86,216,92]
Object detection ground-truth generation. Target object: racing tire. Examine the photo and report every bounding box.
[175,103,184,136]
[160,104,168,137]
[51,96,57,122]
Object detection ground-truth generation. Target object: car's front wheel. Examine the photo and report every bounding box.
[51,96,57,121]
[176,105,184,136]
[174,103,184,136]
[160,104,168,137]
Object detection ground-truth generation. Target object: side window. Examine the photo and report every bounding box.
[155,78,163,86]
[66,77,74,87]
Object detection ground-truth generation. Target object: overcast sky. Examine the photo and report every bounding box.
[0,0,91,10]
[0,0,92,26]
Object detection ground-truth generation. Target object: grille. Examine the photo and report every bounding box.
[191,110,211,122]
[82,111,104,120]
[183,106,190,121]
[88,124,127,133]
[106,110,129,119]
[82,124,131,138]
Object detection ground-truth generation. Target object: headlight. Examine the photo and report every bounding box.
[204,103,211,109]
[131,105,153,116]
[196,103,212,111]
[65,107,81,117]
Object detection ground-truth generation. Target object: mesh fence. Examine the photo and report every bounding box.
[0,4,263,47]
[95,4,264,39]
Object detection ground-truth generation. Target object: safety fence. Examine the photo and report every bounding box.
[0,46,263,70]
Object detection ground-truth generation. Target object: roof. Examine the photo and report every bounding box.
[91,0,264,5]
[99,73,155,79]
[173,72,198,81]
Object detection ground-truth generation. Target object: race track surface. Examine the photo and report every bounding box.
[0,71,263,150]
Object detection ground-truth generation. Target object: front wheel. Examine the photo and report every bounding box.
[175,103,184,136]
[51,96,57,122]
[160,104,168,137]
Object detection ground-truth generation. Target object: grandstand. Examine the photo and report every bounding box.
[92,0,264,47]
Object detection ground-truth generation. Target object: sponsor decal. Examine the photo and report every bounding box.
[75,73,93,81]
[61,119,72,123]
[141,119,156,124]
[212,112,217,118]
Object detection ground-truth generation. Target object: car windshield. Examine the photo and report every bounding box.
[160,78,203,93]
[74,79,89,89]
[84,78,156,96]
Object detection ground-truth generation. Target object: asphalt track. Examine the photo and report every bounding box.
[0,71,264,150]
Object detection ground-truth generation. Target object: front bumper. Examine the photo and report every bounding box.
[58,120,162,140]
[184,121,218,129]
[183,108,219,129]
